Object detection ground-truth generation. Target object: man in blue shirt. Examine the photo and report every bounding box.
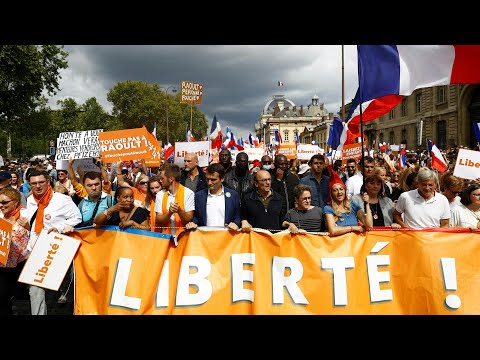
[300,154,329,209]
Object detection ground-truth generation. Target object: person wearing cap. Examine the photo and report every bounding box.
[297,163,310,179]
[324,166,373,236]
[300,154,329,210]
[0,170,27,206]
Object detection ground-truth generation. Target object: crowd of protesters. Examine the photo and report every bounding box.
[0,143,479,316]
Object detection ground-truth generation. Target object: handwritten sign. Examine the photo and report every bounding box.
[180,81,203,104]
[55,129,103,161]
[0,217,12,265]
[18,230,81,291]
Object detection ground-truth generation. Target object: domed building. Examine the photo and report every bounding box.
[254,94,334,151]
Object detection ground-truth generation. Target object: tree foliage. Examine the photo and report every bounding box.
[107,80,208,144]
[0,45,68,122]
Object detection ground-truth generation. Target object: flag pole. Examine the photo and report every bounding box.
[342,45,345,121]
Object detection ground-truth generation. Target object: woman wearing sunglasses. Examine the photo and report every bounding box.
[0,187,31,315]
[282,184,325,234]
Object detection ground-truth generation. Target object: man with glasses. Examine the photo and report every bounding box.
[26,169,82,315]
[269,154,299,214]
[241,170,284,232]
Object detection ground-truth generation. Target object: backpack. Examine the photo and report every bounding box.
[75,194,114,228]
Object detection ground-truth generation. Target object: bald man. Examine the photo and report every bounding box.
[180,152,207,193]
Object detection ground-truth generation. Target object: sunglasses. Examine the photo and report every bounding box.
[139,181,149,185]
[262,161,272,165]
[0,200,13,205]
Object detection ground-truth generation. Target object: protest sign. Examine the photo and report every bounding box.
[55,129,103,161]
[0,217,12,265]
[174,141,210,167]
[18,230,81,291]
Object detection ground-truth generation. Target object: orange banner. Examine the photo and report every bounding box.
[0,217,12,265]
[71,227,480,315]
[98,127,151,162]
[143,127,161,167]
[277,144,296,159]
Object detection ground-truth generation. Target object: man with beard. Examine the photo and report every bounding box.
[219,149,234,175]
[180,152,207,193]
[185,163,240,230]
[269,154,299,214]
[155,163,195,240]
[224,152,254,202]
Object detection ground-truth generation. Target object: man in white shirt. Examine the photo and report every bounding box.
[185,163,240,230]
[155,164,195,241]
[346,156,375,199]
[393,167,450,229]
[26,169,82,315]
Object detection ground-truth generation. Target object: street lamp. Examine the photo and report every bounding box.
[161,85,177,145]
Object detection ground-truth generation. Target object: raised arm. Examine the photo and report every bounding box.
[115,161,131,188]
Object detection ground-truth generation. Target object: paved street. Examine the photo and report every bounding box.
[12,286,74,316]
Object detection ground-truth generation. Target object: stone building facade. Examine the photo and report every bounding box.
[347,84,480,151]
[254,94,334,151]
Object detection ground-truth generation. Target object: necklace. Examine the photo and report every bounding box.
[370,202,379,220]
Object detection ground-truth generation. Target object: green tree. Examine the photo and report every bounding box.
[107,80,208,144]
[0,45,68,122]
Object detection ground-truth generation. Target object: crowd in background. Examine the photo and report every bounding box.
[0,143,479,316]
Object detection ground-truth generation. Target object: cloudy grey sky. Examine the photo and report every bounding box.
[47,45,360,141]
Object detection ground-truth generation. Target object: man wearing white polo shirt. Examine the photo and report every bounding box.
[393,167,450,229]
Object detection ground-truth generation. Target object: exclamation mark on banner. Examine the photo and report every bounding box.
[441,258,461,310]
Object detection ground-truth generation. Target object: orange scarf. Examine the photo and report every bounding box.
[6,205,23,221]
[149,201,158,232]
[33,185,53,232]
[161,184,185,236]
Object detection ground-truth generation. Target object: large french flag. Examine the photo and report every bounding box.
[427,138,448,173]
[209,115,223,150]
[357,45,480,102]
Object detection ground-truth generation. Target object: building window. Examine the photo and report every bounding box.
[401,98,407,116]
[389,109,395,120]
[416,94,422,113]
[402,129,407,143]
[437,86,446,104]
[437,120,447,149]
[284,131,288,142]
[389,131,395,145]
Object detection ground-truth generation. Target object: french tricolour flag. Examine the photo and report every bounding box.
[357,45,480,102]
[427,138,448,173]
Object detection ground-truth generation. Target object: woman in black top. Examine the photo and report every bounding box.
[94,186,150,230]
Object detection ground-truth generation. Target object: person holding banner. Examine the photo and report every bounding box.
[450,184,480,230]
[282,184,325,233]
[116,160,149,209]
[94,186,150,230]
[393,168,450,229]
[0,188,31,315]
[26,169,82,315]
[324,166,373,236]
[155,164,195,239]
[185,163,241,231]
